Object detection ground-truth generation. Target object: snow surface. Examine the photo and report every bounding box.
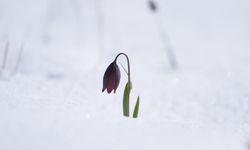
[0,0,250,149]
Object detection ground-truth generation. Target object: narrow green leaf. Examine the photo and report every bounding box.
[133,96,140,118]
[123,81,132,117]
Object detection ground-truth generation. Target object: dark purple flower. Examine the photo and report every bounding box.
[102,61,121,94]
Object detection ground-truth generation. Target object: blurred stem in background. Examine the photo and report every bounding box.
[68,0,84,42]
[1,41,9,72]
[12,43,24,75]
[148,0,178,69]
[93,0,104,71]
[0,41,24,76]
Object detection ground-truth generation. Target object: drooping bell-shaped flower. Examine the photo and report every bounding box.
[102,61,121,94]
[102,52,140,118]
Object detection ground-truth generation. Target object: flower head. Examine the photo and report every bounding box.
[102,61,121,94]
[102,53,140,118]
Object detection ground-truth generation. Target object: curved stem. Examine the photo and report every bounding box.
[114,52,132,117]
[114,52,131,82]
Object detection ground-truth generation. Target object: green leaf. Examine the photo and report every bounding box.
[133,96,140,118]
[123,81,132,117]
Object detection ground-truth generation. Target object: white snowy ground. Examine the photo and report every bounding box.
[0,0,250,149]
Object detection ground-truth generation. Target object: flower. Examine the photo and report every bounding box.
[102,61,121,94]
[102,53,140,118]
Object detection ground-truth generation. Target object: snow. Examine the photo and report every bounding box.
[0,0,250,149]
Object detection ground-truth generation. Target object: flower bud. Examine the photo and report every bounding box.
[102,61,121,94]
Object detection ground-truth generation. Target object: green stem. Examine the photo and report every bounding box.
[115,53,131,117]
[114,53,131,82]
[123,81,131,117]
[133,96,140,118]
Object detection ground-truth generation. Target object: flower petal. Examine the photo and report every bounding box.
[102,62,114,92]
[102,61,121,94]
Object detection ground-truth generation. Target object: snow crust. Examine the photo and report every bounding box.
[0,0,250,149]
